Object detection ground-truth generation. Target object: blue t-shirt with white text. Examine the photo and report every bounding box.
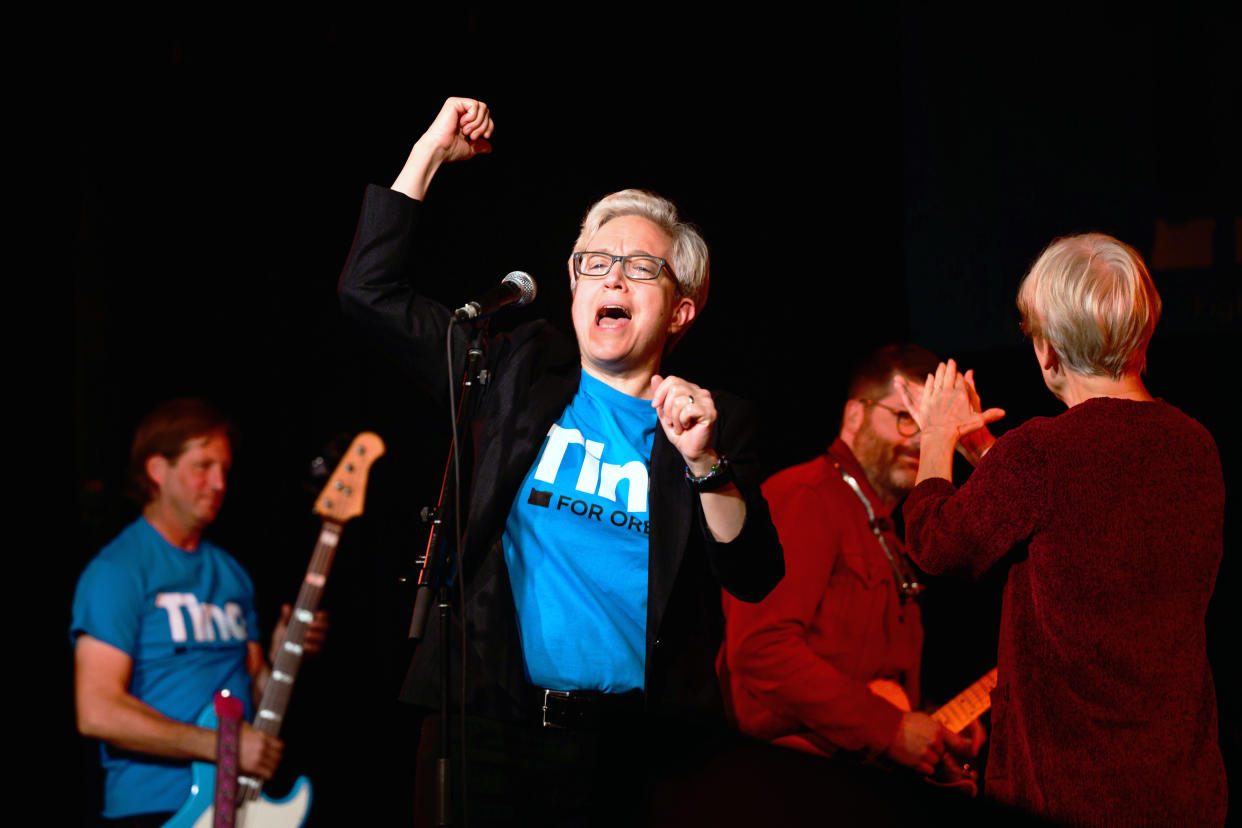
[70,517,260,818]
[503,371,657,693]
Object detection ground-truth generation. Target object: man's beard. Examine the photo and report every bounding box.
[852,419,919,505]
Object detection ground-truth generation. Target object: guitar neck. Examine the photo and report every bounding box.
[240,521,342,804]
[931,667,998,734]
[233,431,384,808]
[253,520,342,738]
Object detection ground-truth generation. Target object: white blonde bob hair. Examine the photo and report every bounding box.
[570,189,710,348]
[1017,232,1162,379]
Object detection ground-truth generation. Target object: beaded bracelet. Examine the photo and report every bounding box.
[684,455,733,492]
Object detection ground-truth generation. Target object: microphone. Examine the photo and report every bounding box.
[453,271,537,321]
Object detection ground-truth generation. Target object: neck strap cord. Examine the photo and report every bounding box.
[833,460,924,601]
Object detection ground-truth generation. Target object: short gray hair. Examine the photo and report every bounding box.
[1017,233,1161,378]
[571,189,710,349]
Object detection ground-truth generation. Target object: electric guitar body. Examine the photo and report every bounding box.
[163,704,312,828]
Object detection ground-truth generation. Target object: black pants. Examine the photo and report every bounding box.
[414,711,661,828]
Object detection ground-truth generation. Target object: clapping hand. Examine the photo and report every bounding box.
[896,360,1004,463]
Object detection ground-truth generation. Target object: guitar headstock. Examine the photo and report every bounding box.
[313,431,385,524]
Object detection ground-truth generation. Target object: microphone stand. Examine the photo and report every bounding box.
[407,319,488,827]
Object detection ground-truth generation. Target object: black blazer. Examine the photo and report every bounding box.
[339,185,783,724]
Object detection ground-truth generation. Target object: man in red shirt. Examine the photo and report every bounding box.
[719,345,981,778]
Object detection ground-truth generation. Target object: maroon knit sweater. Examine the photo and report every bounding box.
[904,397,1226,826]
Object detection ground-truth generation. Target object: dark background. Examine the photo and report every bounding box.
[63,7,1239,825]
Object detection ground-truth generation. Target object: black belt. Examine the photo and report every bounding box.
[540,688,644,729]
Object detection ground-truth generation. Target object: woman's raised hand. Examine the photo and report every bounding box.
[393,97,495,200]
[421,97,494,163]
[896,360,1004,451]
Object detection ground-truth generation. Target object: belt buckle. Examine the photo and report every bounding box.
[542,689,571,729]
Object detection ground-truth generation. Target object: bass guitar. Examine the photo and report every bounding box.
[165,432,385,828]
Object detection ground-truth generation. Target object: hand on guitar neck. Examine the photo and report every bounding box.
[249,604,330,702]
[241,598,328,778]
[268,603,330,666]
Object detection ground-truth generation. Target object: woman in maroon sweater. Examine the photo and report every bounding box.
[897,234,1227,825]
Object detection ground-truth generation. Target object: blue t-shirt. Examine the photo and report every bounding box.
[70,517,260,818]
[504,371,657,692]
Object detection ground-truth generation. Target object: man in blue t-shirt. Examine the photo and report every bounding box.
[71,398,324,825]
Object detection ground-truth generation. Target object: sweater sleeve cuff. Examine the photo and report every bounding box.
[905,476,956,511]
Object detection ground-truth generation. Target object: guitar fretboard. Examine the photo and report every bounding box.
[241,521,342,802]
[932,667,998,734]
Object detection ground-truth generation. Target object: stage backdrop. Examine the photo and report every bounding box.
[64,9,1238,825]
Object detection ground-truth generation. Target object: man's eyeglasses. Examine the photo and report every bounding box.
[572,252,674,282]
[857,399,920,436]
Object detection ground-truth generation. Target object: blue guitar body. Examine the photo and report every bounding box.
[162,703,312,828]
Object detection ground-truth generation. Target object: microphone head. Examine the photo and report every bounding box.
[501,271,537,306]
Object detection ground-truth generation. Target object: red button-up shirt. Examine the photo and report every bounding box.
[719,439,923,756]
